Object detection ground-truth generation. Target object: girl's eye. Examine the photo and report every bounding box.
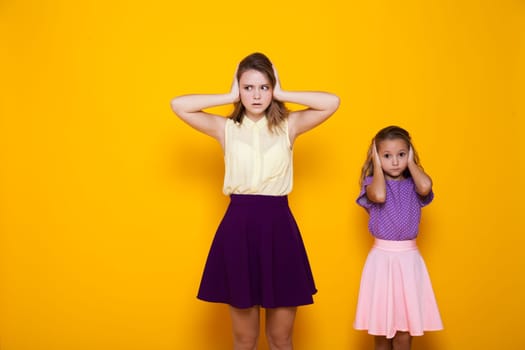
[261,85,270,91]
[399,152,406,157]
[244,86,252,91]
[383,154,390,159]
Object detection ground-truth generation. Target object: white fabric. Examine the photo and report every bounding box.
[223,117,293,195]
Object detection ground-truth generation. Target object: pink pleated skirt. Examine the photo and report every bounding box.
[354,239,443,339]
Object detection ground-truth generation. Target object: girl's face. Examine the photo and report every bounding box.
[377,138,409,180]
[239,69,273,120]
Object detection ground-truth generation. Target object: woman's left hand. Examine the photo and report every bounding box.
[272,65,283,101]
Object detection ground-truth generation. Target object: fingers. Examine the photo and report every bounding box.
[273,65,282,87]
[408,146,415,163]
[230,65,240,103]
[272,65,283,100]
[372,140,381,166]
[232,64,239,87]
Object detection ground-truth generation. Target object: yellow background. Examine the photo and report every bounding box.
[1,0,524,349]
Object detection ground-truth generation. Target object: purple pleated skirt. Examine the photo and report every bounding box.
[197,194,317,308]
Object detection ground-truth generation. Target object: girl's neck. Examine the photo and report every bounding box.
[385,174,406,181]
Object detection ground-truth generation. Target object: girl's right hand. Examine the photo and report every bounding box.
[229,66,240,103]
[366,139,387,202]
[372,140,382,169]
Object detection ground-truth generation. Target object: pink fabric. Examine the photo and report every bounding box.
[354,239,443,338]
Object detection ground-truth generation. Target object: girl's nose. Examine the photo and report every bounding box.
[392,157,399,165]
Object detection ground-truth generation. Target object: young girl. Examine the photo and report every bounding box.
[171,53,339,350]
[354,126,443,350]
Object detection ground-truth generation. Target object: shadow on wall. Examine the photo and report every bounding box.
[170,134,224,188]
[196,303,232,350]
[354,332,373,348]
[413,332,446,349]
[292,305,317,349]
[293,131,339,187]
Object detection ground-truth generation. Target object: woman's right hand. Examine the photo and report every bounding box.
[229,66,240,103]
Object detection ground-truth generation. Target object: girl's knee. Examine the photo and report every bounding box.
[392,332,412,350]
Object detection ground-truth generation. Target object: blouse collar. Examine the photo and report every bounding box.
[243,115,267,129]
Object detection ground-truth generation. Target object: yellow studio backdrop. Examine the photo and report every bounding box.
[1,0,524,349]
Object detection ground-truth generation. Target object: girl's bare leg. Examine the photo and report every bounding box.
[392,331,412,350]
[375,336,392,350]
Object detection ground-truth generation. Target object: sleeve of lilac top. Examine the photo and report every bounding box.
[356,176,374,209]
[418,189,434,207]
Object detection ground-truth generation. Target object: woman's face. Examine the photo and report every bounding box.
[238,69,273,120]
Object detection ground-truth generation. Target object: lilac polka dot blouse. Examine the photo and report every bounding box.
[356,176,433,241]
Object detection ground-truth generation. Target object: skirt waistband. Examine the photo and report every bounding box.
[373,238,418,252]
[230,194,288,205]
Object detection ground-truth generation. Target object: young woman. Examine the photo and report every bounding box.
[171,52,339,350]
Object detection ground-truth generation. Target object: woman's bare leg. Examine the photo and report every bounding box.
[230,306,260,350]
[265,307,297,350]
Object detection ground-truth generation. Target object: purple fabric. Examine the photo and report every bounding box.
[356,177,433,240]
[197,194,317,308]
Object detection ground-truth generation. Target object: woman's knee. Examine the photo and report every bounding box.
[265,328,292,348]
[265,307,296,348]
[232,332,259,349]
[230,306,260,349]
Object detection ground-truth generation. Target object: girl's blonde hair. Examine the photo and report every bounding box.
[229,52,289,132]
[359,125,423,186]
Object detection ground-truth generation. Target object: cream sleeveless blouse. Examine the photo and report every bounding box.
[223,117,293,195]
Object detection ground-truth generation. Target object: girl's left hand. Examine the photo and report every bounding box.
[408,146,415,164]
